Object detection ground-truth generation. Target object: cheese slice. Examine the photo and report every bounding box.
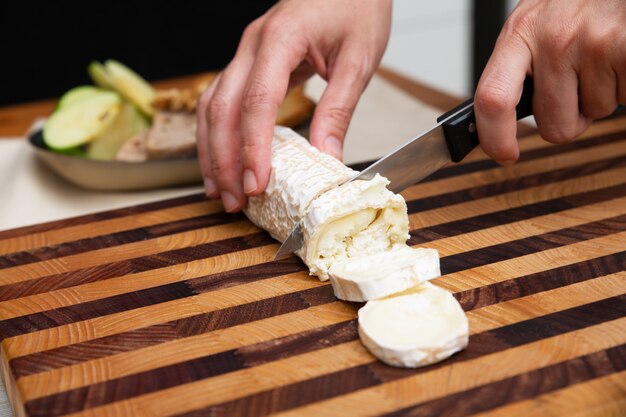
[328,245,440,302]
[358,282,469,368]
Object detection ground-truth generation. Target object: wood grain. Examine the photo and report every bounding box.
[0,107,625,417]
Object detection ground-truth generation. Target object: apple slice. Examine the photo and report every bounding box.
[57,85,103,109]
[43,91,122,150]
[88,61,114,89]
[87,103,149,160]
[105,59,155,117]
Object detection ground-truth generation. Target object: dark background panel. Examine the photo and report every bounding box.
[0,0,277,106]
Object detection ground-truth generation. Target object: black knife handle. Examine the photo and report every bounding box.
[436,76,535,162]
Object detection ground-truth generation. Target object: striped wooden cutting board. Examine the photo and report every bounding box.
[1,115,625,417]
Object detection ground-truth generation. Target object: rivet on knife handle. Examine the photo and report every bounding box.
[436,76,535,163]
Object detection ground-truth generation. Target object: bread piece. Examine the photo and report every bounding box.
[145,111,197,160]
[114,130,149,162]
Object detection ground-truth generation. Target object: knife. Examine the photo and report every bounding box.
[274,76,535,260]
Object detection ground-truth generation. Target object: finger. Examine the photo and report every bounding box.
[308,45,372,161]
[533,56,591,144]
[196,73,221,199]
[238,32,307,196]
[204,27,260,212]
[579,37,619,119]
[474,36,532,166]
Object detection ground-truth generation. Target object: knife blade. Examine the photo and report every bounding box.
[273,76,535,260]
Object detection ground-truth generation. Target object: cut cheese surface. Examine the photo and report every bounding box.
[358,282,469,368]
[301,174,409,280]
[329,245,440,302]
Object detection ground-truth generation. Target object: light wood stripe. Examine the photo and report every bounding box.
[472,371,626,417]
[271,319,626,417]
[0,220,259,285]
[0,201,222,255]
[59,317,626,417]
[401,138,626,201]
[3,224,624,360]
[431,230,626,294]
[18,271,625,400]
[410,166,626,230]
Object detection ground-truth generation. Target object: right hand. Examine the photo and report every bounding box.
[196,0,393,212]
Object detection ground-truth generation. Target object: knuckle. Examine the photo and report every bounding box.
[209,155,238,177]
[541,23,577,61]
[206,94,229,126]
[502,8,535,41]
[582,102,616,120]
[583,31,612,61]
[242,80,273,115]
[474,84,513,118]
[322,105,353,129]
[539,124,577,144]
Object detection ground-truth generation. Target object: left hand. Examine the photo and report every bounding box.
[474,0,626,166]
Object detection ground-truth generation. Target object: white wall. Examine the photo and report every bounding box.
[381,0,520,99]
[381,0,471,98]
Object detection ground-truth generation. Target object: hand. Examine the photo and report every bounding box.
[196,0,392,212]
[474,0,626,166]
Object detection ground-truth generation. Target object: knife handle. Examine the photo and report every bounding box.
[436,76,535,163]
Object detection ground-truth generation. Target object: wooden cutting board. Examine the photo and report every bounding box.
[1,114,625,417]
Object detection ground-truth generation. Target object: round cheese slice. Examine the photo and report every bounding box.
[328,245,440,302]
[358,282,469,368]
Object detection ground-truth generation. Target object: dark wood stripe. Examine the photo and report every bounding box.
[23,321,356,416]
[409,182,626,245]
[453,251,626,311]
[0,257,306,342]
[407,155,626,213]
[2,203,622,343]
[381,344,626,417]
[0,193,207,240]
[164,295,626,417]
[9,245,624,383]
[0,212,243,270]
[441,214,626,274]
[0,232,275,302]
[2,152,625,304]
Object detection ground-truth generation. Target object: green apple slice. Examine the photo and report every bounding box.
[87,103,149,160]
[57,85,103,109]
[43,91,122,150]
[105,59,155,117]
[88,61,114,89]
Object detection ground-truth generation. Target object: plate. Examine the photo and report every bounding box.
[28,129,202,191]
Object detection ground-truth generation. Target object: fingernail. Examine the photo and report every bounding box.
[323,136,343,160]
[203,177,217,197]
[221,191,239,212]
[243,169,258,194]
[498,159,517,167]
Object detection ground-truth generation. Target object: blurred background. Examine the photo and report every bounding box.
[0,0,519,107]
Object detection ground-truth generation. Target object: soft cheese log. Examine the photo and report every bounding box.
[358,282,469,368]
[328,246,440,302]
[244,126,357,243]
[245,127,409,281]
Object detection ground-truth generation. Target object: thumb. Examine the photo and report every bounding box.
[309,51,371,161]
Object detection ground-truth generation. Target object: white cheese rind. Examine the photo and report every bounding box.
[328,246,440,302]
[244,126,356,242]
[358,282,469,368]
[299,174,410,281]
